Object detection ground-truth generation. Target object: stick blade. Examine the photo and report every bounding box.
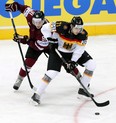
[95,100,110,107]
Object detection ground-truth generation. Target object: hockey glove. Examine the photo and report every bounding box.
[47,37,58,50]
[5,2,19,12]
[63,61,76,73]
[13,34,29,44]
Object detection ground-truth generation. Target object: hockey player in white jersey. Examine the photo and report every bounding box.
[31,16,96,104]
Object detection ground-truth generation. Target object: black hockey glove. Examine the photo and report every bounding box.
[13,33,29,44]
[63,61,76,73]
[5,2,19,12]
[47,37,58,50]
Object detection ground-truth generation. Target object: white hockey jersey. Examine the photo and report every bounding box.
[41,21,88,62]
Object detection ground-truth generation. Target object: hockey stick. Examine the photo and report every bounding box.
[55,49,110,107]
[9,12,36,91]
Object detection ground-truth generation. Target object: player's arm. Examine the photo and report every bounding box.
[70,30,88,62]
[77,29,88,41]
[71,29,88,62]
[5,2,29,13]
[63,43,85,73]
[5,2,34,43]
[13,33,29,45]
[55,21,69,35]
[71,44,85,62]
[41,23,58,50]
[41,21,69,36]
[41,23,53,39]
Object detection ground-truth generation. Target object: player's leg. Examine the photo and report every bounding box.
[13,47,42,90]
[77,51,96,98]
[31,70,59,104]
[31,51,62,104]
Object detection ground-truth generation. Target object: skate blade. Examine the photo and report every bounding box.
[29,99,40,106]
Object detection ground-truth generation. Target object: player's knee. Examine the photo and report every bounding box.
[42,74,52,83]
[84,59,96,71]
[43,70,59,82]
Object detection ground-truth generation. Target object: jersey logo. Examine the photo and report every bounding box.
[63,42,73,50]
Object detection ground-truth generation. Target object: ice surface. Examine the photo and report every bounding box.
[0,35,116,123]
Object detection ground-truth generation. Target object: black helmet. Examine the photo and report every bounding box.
[71,16,83,26]
[33,11,45,20]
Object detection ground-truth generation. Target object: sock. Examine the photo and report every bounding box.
[36,79,49,95]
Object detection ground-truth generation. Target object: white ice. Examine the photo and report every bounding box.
[0,35,116,123]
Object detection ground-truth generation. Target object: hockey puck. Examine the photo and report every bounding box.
[95,112,100,115]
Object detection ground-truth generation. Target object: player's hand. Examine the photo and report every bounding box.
[47,37,58,50]
[5,2,19,12]
[13,33,29,44]
[63,61,76,73]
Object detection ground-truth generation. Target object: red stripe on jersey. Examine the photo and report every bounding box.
[59,33,82,44]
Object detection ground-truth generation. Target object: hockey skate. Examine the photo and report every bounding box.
[78,88,94,99]
[13,75,23,90]
[31,93,40,105]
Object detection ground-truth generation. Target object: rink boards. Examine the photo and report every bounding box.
[0,0,116,39]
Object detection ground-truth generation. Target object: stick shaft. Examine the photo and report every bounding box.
[9,12,36,91]
[55,49,109,107]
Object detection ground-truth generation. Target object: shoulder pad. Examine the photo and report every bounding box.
[82,29,88,34]
[77,29,88,40]
[50,22,56,32]
[56,21,69,35]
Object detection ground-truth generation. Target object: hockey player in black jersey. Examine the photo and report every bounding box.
[31,16,96,104]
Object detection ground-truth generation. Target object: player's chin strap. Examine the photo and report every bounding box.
[55,48,110,107]
[9,12,37,91]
